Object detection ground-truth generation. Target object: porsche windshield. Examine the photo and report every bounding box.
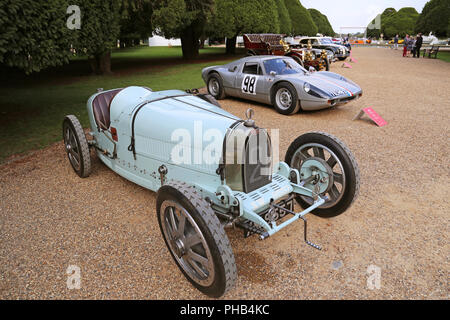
[263,58,305,75]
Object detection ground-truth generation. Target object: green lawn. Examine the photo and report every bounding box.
[436,51,450,63]
[0,46,242,163]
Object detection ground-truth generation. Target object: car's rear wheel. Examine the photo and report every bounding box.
[156,181,237,297]
[285,132,360,217]
[207,73,226,100]
[63,115,91,178]
[272,82,300,115]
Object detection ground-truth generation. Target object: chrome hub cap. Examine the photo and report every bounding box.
[291,143,346,208]
[160,200,215,286]
[276,88,292,110]
[208,79,219,95]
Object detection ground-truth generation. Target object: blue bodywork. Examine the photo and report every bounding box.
[86,86,327,238]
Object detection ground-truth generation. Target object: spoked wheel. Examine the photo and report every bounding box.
[62,115,91,178]
[285,132,360,217]
[156,181,237,297]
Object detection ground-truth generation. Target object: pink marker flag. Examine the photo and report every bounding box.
[353,107,387,127]
[350,57,358,63]
[342,62,352,68]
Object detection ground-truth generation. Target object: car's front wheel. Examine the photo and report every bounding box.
[207,73,226,100]
[271,82,300,115]
[156,181,237,297]
[285,132,360,217]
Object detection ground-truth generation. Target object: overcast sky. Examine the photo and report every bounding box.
[301,0,429,34]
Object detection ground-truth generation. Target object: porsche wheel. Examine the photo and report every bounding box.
[156,181,237,297]
[63,115,91,178]
[272,82,300,115]
[207,73,226,100]
[285,132,360,217]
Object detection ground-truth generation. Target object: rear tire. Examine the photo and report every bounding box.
[271,82,300,115]
[207,73,226,100]
[156,181,237,297]
[63,115,91,178]
[285,132,359,217]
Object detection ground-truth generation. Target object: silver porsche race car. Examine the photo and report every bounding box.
[202,56,362,115]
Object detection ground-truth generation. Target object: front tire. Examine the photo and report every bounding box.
[285,132,360,217]
[271,82,300,115]
[156,181,237,297]
[206,73,226,100]
[63,115,91,178]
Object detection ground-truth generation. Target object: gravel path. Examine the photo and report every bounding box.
[1,47,449,299]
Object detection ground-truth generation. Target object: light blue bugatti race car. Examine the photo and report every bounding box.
[63,86,360,297]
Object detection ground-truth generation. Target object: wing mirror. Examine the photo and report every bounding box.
[270,71,277,77]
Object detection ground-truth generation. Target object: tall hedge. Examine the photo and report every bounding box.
[275,0,292,35]
[0,0,71,74]
[415,0,450,37]
[308,8,334,36]
[283,0,318,36]
[382,7,419,38]
[367,7,419,38]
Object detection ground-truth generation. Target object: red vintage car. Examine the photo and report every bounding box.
[243,34,329,71]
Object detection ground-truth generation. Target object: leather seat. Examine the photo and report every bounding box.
[92,89,122,130]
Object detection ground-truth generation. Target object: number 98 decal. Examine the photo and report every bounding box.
[241,75,258,95]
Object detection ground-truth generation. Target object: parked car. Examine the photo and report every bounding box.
[297,37,350,60]
[63,86,360,297]
[202,56,363,115]
[243,33,331,71]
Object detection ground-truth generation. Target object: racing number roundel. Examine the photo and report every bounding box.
[242,75,258,95]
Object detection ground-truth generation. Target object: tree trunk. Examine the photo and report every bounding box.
[226,35,237,55]
[199,34,207,49]
[180,23,201,59]
[89,51,112,75]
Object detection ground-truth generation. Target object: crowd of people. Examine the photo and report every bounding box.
[393,33,423,58]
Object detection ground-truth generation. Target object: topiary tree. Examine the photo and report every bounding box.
[70,0,121,75]
[153,0,214,59]
[367,7,397,38]
[415,0,450,37]
[275,0,292,35]
[207,0,279,54]
[0,0,72,74]
[283,0,318,36]
[308,8,334,36]
[119,0,154,48]
[382,7,419,38]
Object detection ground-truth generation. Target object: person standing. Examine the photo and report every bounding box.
[403,34,409,57]
[394,34,399,50]
[415,33,423,58]
[410,36,417,57]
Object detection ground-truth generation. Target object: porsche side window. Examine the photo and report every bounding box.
[242,63,259,75]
